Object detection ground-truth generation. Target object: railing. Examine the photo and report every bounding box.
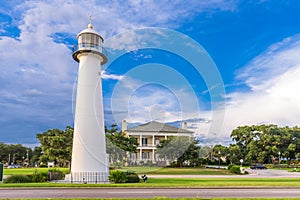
[129,158,154,163]
[65,172,109,183]
[72,44,108,57]
[140,144,155,147]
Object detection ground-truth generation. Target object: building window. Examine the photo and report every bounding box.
[130,153,137,160]
[142,152,150,159]
[155,139,160,145]
[142,138,148,146]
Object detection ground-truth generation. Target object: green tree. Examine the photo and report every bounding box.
[36,126,73,167]
[0,142,31,166]
[105,124,138,166]
[278,126,300,165]
[227,144,241,164]
[35,124,138,168]
[0,142,9,163]
[198,145,212,159]
[157,136,199,167]
[230,124,300,164]
[178,139,200,167]
[212,144,229,164]
[30,146,43,166]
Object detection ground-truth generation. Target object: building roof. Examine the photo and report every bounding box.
[125,121,193,134]
[77,23,104,41]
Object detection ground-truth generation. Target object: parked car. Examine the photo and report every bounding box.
[250,163,267,169]
[7,164,20,168]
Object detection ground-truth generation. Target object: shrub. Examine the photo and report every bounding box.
[4,170,65,183]
[109,170,141,183]
[4,175,32,183]
[229,165,241,174]
[109,170,127,183]
[126,174,140,183]
[145,160,154,167]
[264,164,273,169]
[228,164,234,170]
[48,169,65,180]
[39,164,47,168]
[169,161,180,168]
[31,172,48,182]
[125,171,140,183]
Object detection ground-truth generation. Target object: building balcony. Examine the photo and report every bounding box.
[137,144,156,149]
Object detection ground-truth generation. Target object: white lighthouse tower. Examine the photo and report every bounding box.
[69,21,108,183]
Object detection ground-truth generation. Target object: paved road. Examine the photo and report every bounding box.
[1,188,300,198]
[1,169,299,198]
[148,169,300,178]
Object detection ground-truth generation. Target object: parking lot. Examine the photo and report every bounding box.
[246,168,300,178]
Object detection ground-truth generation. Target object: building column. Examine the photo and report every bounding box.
[152,149,155,162]
[139,135,142,146]
[152,135,155,146]
[139,135,143,162]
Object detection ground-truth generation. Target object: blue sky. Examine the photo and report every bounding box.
[1,0,300,146]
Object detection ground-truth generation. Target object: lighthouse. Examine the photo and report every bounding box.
[69,21,108,183]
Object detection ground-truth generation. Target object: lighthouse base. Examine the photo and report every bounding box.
[65,172,109,183]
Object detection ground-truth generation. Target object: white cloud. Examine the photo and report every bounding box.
[180,34,300,145]
[110,71,203,126]
[222,34,300,134]
[236,35,300,91]
[101,71,123,80]
[0,0,237,143]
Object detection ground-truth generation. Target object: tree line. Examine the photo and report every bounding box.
[0,143,32,166]
[228,124,300,165]
[0,124,299,167]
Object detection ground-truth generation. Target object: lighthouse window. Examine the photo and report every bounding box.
[85,34,91,43]
[79,34,86,47]
[78,36,83,44]
[78,33,102,49]
[81,35,85,43]
[91,34,95,45]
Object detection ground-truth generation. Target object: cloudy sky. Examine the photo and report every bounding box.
[1,0,300,146]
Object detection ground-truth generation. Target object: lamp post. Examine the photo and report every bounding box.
[218,151,221,168]
[26,150,29,167]
[13,153,16,165]
[278,152,281,166]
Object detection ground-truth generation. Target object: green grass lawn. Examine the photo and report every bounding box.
[119,167,232,175]
[2,166,300,188]
[9,166,298,176]
[3,167,69,175]
[144,177,300,187]
[6,166,298,176]
[4,166,232,176]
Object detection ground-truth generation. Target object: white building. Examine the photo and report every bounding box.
[122,120,193,164]
[68,22,109,183]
